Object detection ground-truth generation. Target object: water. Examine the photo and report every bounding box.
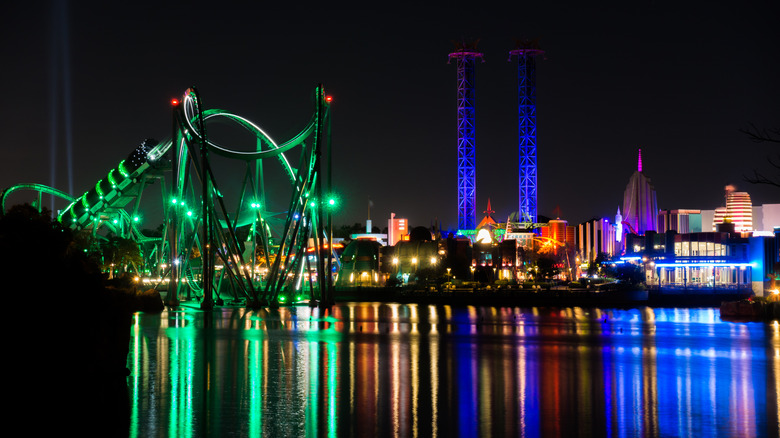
[126,304,780,437]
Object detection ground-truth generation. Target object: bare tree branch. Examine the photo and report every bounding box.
[739,123,780,143]
[741,124,780,188]
[744,170,780,188]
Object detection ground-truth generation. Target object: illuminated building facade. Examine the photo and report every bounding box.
[713,191,752,232]
[389,240,441,285]
[621,228,775,295]
[753,204,780,232]
[387,213,407,246]
[657,209,702,234]
[653,232,757,293]
[540,219,575,248]
[335,239,383,287]
[577,218,618,263]
[622,149,658,234]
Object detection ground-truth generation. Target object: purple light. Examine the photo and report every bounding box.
[637,148,642,172]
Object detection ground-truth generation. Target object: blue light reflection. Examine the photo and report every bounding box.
[127,305,780,437]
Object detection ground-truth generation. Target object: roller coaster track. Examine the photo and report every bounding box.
[1,183,76,212]
[0,182,156,241]
[2,86,334,309]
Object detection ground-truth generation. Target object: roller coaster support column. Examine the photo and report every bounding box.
[168,99,181,307]
[315,85,330,307]
[196,88,214,311]
[326,92,334,306]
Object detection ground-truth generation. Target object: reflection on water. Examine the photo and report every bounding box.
[127,304,780,437]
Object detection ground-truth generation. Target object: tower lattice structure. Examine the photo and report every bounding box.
[449,41,484,230]
[509,40,544,225]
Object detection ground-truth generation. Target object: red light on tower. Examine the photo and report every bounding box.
[171,98,179,106]
[325,95,333,103]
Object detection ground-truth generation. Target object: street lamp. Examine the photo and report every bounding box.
[325,193,340,302]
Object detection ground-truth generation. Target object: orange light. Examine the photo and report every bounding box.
[171,98,179,106]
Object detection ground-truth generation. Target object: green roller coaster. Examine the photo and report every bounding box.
[1,86,335,309]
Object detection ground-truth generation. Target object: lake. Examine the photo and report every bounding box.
[126,303,779,437]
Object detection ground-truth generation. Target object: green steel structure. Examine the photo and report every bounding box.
[1,86,334,309]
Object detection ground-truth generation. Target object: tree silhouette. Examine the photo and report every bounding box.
[741,124,780,188]
[103,235,143,275]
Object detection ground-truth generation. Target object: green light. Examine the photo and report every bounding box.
[326,193,340,210]
[187,211,193,217]
[171,198,178,204]
[108,169,118,188]
[118,160,130,178]
[95,180,105,197]
[133,216,140,222]
[278,295,287,303]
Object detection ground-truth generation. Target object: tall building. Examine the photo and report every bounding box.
[712,190,753,232]
[622,149,658,235]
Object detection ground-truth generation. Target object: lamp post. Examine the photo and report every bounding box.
[327,197,336,303]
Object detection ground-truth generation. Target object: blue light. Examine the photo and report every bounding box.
[655,262,757,268]
[449,47,483,230]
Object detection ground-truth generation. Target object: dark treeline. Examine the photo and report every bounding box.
[1,203,161,437]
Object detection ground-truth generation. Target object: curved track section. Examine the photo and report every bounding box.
[0,183,76,214]
[165,87,331,307]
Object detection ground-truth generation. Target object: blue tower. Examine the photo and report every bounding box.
[449,41,484,231]
[509,40,544,225]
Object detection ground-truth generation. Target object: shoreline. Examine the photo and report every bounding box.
[330,287,752,309]
[169,287,758,311]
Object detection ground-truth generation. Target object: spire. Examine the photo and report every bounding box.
[477,198,497,229]
[637,148,643,173]
[484,198,494,215]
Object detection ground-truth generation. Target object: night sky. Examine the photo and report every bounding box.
[2,1,778,230]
